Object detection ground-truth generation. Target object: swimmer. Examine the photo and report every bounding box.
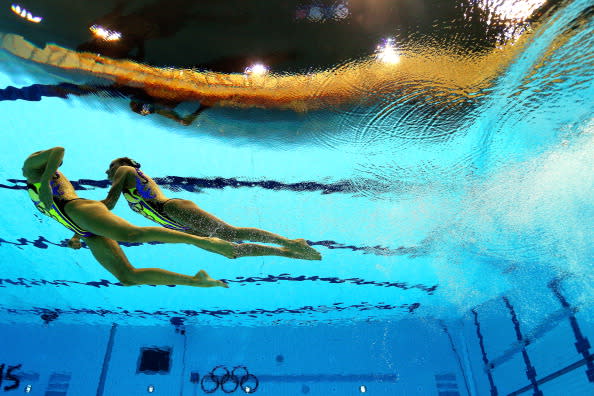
[23,147,233,288]
[129,100,210,126]
[96,157,322,260]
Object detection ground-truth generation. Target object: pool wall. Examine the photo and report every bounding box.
[0,318,468,395]
[1,286,592,396]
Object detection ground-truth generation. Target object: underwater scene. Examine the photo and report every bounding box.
[0,0,592,395]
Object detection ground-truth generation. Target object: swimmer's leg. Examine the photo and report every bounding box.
[83,236,228,288]
[234,243,321,260]
[65,199,236,258]
[164,199,319,256]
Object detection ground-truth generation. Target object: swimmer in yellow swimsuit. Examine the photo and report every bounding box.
[24,147,236,288]
[96,157,322,260]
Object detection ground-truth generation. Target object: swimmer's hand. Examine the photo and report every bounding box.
[38,181,53,210]
[67,235,82,249]
[194,270,229,288]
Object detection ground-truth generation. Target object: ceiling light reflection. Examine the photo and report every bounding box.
[90,25,122,41]
[375,38,400,64]
[468,0,547,43]
[10,4,42,23]
[477,0,546,21]
[244,63,269,76]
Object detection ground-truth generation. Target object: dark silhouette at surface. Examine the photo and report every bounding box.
[0,83,209,125]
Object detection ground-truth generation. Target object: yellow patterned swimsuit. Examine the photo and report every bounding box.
[27,173,94,237]
[122,169,189,232]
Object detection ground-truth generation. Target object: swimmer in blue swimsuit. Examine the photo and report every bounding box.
[23,147,235,288]
[97,157,321,260]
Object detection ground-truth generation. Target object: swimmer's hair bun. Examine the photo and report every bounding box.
[117,157,141,169]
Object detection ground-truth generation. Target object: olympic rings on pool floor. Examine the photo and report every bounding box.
[200,365,259,394]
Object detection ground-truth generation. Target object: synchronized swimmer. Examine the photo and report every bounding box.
[89,156,321,260]
[24,147,321,289]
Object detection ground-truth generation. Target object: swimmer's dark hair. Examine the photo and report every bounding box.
[129,101,154,115]
[114,157,141,169]
[129,101,142,114]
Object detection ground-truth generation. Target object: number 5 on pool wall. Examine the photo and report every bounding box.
[0,364,22,391]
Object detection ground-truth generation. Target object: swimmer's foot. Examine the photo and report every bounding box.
[285,239,322,260]
[194,270,229,288]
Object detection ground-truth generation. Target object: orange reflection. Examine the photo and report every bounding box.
[0,27,538,112]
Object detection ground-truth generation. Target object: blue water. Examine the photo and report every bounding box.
[0,0,593,395]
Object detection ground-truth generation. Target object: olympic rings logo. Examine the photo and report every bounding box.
[200,366,259,394]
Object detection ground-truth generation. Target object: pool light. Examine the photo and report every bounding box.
[90,25,122,41]
[24,385,32,393]
[10,4,42,23]
[147,385,155,393]
[375,38,400,65]
[244,63,269,76]
[360,385,367,392]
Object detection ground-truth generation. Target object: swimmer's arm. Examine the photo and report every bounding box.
[180,104,211,126]
[102,166,129,210]
[39,147,64,183]
[22,146,65,181]
[23,147,64,209]
[156,104,210,126]
[155,108,184,123]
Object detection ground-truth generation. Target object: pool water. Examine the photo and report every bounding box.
[0,0,592,395]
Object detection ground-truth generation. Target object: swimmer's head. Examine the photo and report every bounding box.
[106,157,141,180]
[130,101,154,116]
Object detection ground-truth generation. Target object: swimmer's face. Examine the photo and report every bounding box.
[106,160,121,181]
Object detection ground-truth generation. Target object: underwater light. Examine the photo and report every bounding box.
[147,385,155,393]
[90,25,122,41]
[244,63,269,76]
[360,385,367,392]
[24,384,32,393]
[10,4,42,23]
[375,38,400,64]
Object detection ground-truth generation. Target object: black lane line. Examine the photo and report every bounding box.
[0,301,422,321]
[255,373,399,382]
[96,323,117,396]
[548,278,594,383]
[1,176,356,194]
[0,235,429,259]
[472,309,499,396]
[0,276,437,294]
[440,321,472,396]
[503,297,543,396]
